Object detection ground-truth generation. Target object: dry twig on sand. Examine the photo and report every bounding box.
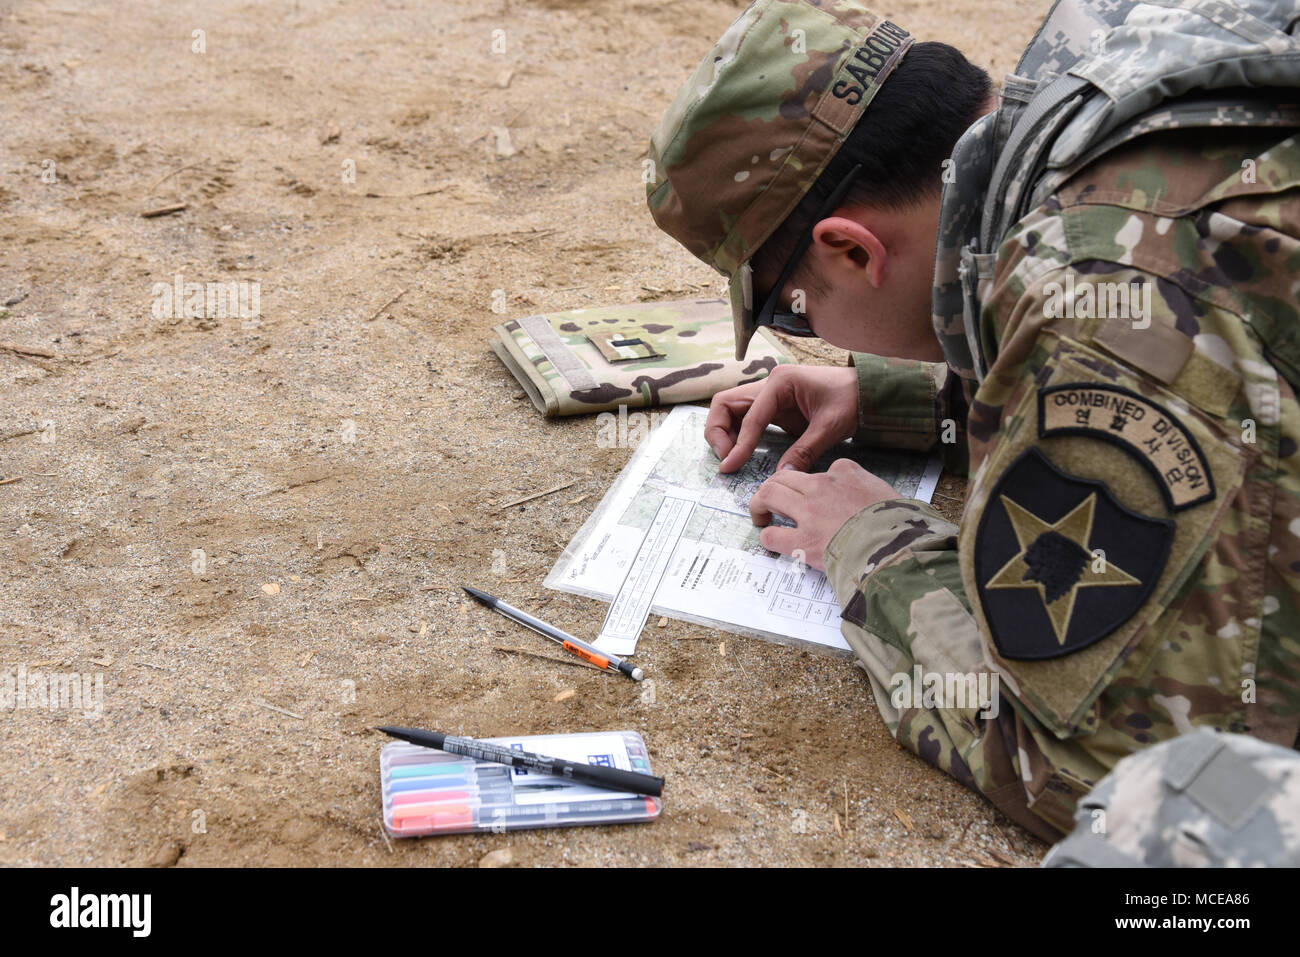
[141,203,187,218]
[498,480,576,510]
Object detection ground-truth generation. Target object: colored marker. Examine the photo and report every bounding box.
[390,761,476,779]
[390,797,659,834]
[392,782,565,799]
[376,726,665,797]
[390,775,474,793]
[462,585,645,681]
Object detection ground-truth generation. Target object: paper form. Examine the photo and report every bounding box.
[546,405,942,657]
[596,493,695,656]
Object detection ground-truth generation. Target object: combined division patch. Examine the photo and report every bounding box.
[1038,383,1214,511]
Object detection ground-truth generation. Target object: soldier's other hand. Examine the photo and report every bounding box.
[704,365,858,474]
[748,459,899,571]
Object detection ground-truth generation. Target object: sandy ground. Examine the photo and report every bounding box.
[0,0,1053,867]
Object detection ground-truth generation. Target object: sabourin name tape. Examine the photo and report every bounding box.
[830,20,912,106]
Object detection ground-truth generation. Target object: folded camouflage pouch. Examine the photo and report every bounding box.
[491,297,794,416]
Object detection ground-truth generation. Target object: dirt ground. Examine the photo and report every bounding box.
[0,0,1054,867]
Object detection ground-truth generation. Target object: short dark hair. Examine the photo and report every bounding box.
[752,42,993,295]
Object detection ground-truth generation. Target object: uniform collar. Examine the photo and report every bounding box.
[931,108,999,388]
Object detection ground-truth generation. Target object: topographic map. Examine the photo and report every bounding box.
[547,405,941,656]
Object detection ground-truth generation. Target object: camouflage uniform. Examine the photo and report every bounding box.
[1044,729,1300,866]
[647,0,1300,841]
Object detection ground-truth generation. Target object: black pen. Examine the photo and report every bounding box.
[377,726,665,797]
[462,585,645,681]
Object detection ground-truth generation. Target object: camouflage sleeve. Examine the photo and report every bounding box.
[822,498,1061,841]
[847,354,966,469]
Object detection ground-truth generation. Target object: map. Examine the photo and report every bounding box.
[546,405,942,656]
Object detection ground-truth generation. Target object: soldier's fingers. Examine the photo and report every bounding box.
[758,524,801,557]
[827,457,868,477]
[776,421,840,472]
[720,384,782,474]
[704,390,753,459]
[749,478,805,527]
[765,468,814,492]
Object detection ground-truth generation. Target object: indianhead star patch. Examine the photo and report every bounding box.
[973,448,1174,660]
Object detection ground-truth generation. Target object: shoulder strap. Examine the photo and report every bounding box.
[980,74,1090,251]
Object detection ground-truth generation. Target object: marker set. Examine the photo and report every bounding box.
[381,730,661,837]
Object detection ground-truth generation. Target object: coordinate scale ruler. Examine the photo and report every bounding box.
[594,493,696,656]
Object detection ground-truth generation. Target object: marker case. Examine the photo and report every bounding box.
[380,730,661,837]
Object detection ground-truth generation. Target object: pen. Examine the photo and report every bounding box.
[462,585,645,681]
[376,726,665,797]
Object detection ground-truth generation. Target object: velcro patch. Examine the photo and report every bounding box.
[587,332,664,363]
[1038,384,1215,511]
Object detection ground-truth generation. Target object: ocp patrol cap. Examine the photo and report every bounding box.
[646,0,913,359]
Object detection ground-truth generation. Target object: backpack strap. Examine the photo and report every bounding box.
[980,73,1091,252]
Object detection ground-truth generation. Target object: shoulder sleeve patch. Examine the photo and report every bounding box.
[1038,383,1215,511]
[974,447,1174,661]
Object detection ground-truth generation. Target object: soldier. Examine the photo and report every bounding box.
[646,0,1300,841]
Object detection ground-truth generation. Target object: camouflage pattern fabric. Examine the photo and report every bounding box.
[832,121,1300,837]
[650,0,1300,842]
[846,353,969,473]
[1043,729,1300,867]
[491,298,793,416]
[644,0,913,360]
[828,88,1300,835]
[935,0,1300,395]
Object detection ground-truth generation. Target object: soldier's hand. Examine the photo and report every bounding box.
[705,365,858,474]
[748,459,900,571]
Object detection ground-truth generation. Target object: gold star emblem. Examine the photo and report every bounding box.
[985,493,1140,645]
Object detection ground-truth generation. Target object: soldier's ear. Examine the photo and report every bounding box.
[811,216,886,289]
